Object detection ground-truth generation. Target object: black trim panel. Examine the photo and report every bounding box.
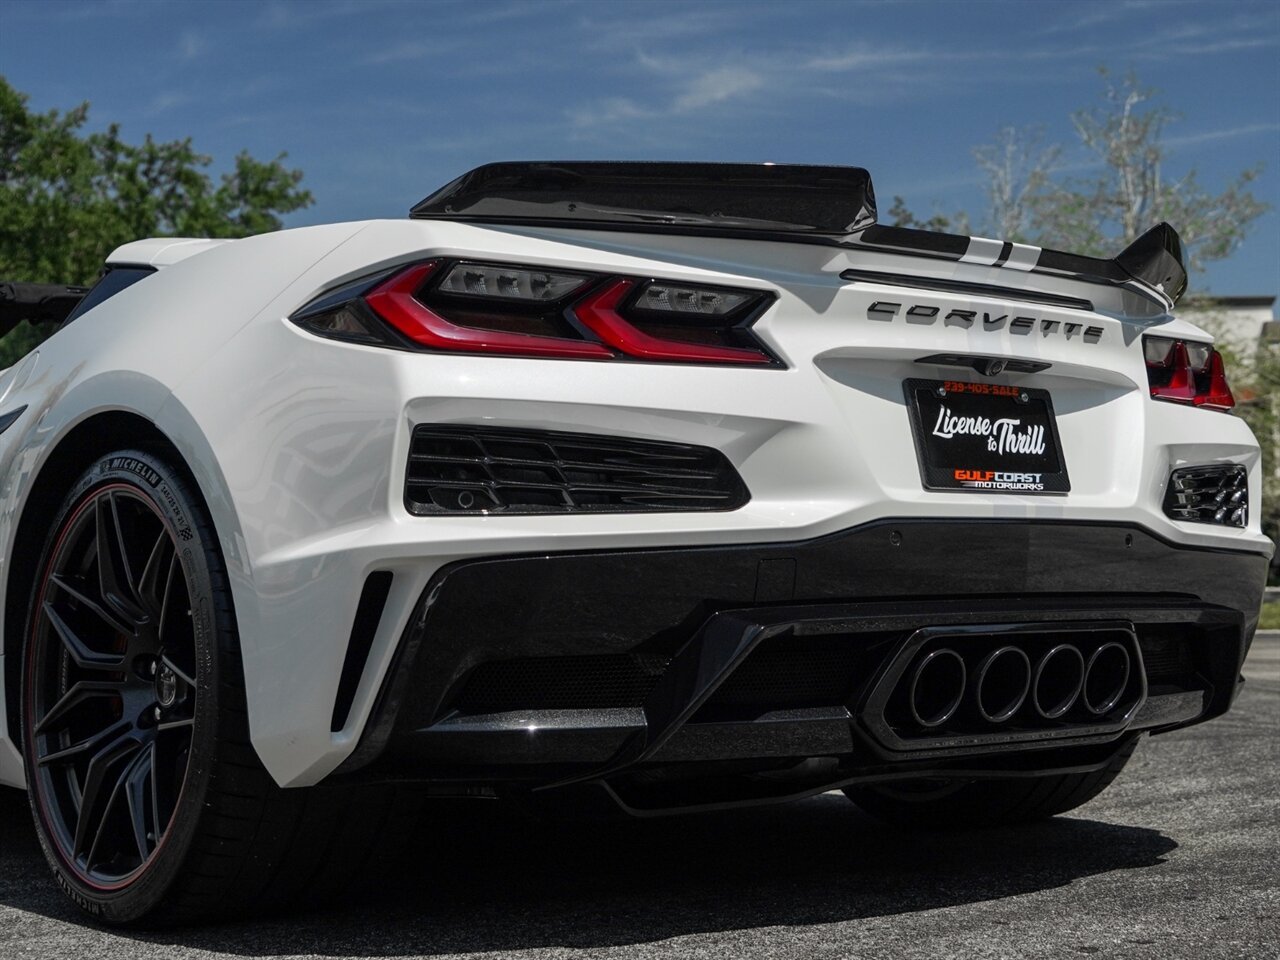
[337,519,1267,778]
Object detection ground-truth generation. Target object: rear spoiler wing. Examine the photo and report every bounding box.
[412,160,878,238]
[411,161,1187,308]
[0,282,88,339]
[854,221,1187,308]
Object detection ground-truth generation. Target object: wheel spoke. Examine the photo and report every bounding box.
[123,747,154,862]
[158,553,178,645]
[42,602,126,672]
[36,719,132,768]
[72,734,140,863]
[148,741,162,845]
[156,717,194,732]
[49,574,133,639]
[137,529,170,615]
[34,680,124,737]
[95,493,144,621]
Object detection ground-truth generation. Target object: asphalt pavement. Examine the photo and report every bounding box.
[3,634,1277,960]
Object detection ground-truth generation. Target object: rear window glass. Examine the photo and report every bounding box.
[61,265,156,327]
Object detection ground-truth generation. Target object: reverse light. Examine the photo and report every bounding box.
[292,259,779,365]
[631,282,755,317]
[435,262,591,301]
[1143,336,1235,411]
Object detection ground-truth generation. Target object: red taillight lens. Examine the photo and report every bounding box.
[364,262,613,359]
[296,259,779,365]
[1143,336,1235,411]
[573,279,773,365]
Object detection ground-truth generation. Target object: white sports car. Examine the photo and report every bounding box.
[0,162,1270,924]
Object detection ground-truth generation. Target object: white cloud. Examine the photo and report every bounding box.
[672,67,764,111]
[806,44,936,71]
[145,91,191,116]
[362,41,435,65]
[568,97,651,129]
[1165,122,1280,148]
[177,29,204,61]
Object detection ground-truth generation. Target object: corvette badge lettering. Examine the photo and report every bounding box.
[868,300,1104,343]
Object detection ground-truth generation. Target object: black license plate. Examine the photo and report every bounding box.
[904,378,1070,494]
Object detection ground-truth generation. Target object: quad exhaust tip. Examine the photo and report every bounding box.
[870,624,1147,750]
[974,645,1032,724]
[1083,642,1132,716]
[908,647,967,728]
[1032,644,1086,719]
[906,642,1117,729]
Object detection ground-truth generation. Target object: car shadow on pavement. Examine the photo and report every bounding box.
[1,785,1178,955]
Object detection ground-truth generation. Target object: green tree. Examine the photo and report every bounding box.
[886,194,969,234]
[1199,317,1280,581]
[1026,69,1267,269]
[892,70,1268,270]
[0,76,312,365]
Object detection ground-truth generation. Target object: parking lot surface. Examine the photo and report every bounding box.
[3,633,1277,959]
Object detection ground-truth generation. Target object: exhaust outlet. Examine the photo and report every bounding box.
[908,648,967,728]
[1083,642,1131,715]
[974,645,1031,723]
[1032,644,1085,719]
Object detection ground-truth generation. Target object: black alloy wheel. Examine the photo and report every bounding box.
[25,481,199,890]
[22,448,418,926]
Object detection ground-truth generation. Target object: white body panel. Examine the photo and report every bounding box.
[0,219,1270,788]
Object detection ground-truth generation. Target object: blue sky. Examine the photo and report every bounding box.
[2,0,1277,296]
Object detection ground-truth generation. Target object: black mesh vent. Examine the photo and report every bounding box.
[1163,464,1247,527]
[1138,631,1198,686]
[405,425,750,515]
[451,639,861,719]
[454,654,670,713]
[696,637,861,719]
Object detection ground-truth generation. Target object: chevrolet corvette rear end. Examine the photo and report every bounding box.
[0,162,1270,924]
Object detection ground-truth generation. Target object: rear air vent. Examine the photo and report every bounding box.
[404,425,750,515]
[331,571,394,732]
[1163,464,1247,527]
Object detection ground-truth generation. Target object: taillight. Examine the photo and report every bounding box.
[292,260,779,366]
[1143,336,1234,411]
[365,262,612,359]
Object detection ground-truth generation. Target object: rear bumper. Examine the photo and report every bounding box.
[336,518,1265,798]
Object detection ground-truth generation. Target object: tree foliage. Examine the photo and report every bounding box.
[1026,70,1267,270]
[0,76,312,365]
[1242,343,1280,578]
[1195,316,1280,578]
[892,69,1269,273]
[886,194,969,235]
[972,126,1059,242]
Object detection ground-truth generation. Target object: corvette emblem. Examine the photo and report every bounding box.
[867,300,1104,343]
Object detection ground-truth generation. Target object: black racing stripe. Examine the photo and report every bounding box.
[858,225,970,258]
[992,241,1013,268]
[1035,247,1131,283]
[840,269,1095,311]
